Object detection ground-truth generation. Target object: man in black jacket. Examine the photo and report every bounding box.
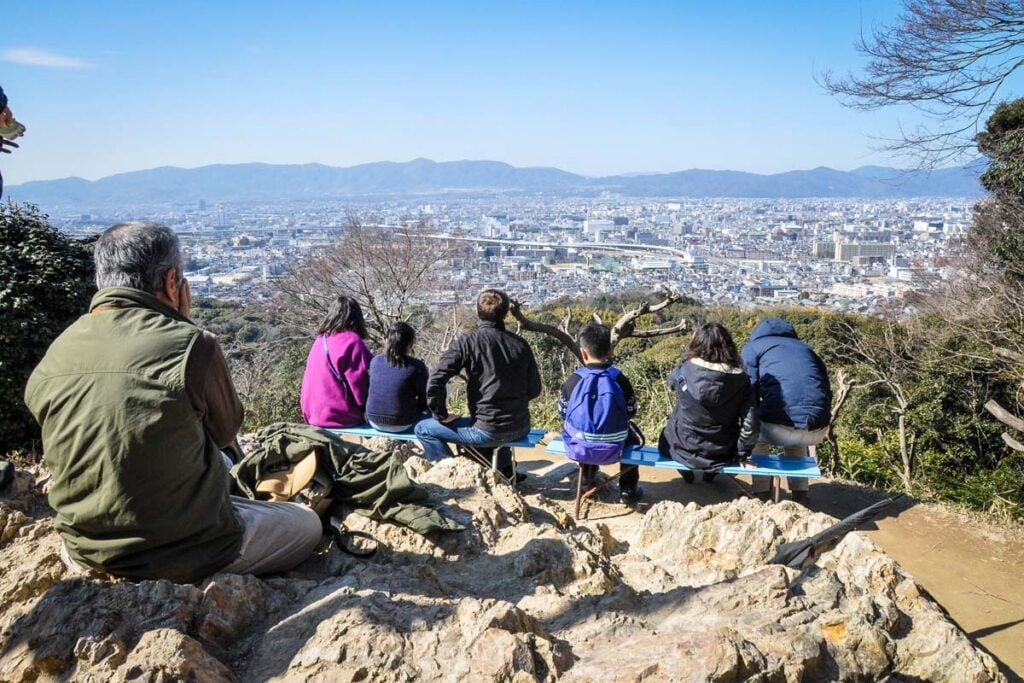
[416,289,542,480]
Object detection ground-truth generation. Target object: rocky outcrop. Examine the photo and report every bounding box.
[0,451,1006,682]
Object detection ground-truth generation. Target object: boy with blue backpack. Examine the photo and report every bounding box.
[558,323,642,504]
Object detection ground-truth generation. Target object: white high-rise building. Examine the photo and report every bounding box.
[583,219,614,242]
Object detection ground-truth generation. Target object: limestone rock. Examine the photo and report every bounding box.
[0,503,29,545]
[0,460,1007,682]
[196,573,268,646]
[121,629,233,682]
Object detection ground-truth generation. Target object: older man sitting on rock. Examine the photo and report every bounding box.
[25,221,323,583]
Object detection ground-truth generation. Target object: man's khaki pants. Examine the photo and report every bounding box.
[62,497,323,579]
[752,422,828,493]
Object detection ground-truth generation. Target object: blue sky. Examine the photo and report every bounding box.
[0,1,994,184]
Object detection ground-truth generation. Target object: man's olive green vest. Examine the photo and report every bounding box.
[25,288,243,583]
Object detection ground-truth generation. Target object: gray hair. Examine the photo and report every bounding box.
[94,222,183,294]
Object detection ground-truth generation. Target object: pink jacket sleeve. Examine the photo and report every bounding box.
[343,337,373,409]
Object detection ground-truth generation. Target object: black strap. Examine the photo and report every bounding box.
[627,420,646,449]
[325,517,378,559]
[322,335,351,398]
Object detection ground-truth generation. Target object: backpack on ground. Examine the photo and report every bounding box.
[562,366,630,466]
[234,423,463,560]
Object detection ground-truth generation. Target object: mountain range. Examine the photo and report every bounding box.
[7,158,983,207]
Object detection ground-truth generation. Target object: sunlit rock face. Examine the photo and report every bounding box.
[0,453,1005,682]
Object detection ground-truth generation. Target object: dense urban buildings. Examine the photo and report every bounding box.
[50,195,972,315]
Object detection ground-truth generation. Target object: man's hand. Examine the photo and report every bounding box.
[440,413,461,424]
[179,278,192,319]
[1,107,12,127]
[0,138,18,154]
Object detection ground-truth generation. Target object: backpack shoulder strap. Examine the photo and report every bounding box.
[322,335,350,396]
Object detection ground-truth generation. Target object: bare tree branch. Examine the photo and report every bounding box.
[509,299,583,363]
[276,217,460,344]
[821,0,1024,163]
[610,290,685,347]
[824,369,857,475]
[509,290,689,363]
[622,319,690,339]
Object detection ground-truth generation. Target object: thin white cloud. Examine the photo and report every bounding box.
[2,48,92,69]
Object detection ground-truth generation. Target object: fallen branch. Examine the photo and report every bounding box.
[994,346,1024,367]
[984,399,1024,433]
[1001,432,1024,453]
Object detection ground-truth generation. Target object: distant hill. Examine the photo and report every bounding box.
[8,158,983,207]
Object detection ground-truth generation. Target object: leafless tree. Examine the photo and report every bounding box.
[508,289,690,363]
[276,218,460,344]
[823,369,856,476]
[821,0,1024,165]
[833,319,920,492]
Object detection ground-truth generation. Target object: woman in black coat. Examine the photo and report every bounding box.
[658,322,759,482]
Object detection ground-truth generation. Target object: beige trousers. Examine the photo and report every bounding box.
[751,422,828,493]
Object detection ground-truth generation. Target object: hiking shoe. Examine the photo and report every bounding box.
[753,491,771,502]
[791,490,810,506]
[680,470,695,484]
[620,485,644,505]
[702,470,718,483]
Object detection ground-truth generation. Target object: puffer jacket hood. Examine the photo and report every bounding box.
[749,317,798,342]
[660,359,759,468]
[678,359,749,411]
[741,317,832,430]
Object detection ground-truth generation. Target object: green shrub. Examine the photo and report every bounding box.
[0,204,94,450]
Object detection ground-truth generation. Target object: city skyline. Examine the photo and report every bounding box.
[5,1,1018,186]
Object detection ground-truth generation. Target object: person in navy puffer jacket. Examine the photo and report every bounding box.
[741,317,832,504]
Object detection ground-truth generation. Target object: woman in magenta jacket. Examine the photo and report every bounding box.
[300,296,373,428]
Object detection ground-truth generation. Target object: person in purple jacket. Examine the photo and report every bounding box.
[300,296,373,428]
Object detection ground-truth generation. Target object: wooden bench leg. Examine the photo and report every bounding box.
[575,468,627,520]
[772,476,782,503]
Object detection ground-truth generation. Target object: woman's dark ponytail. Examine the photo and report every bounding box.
[385,321,416,367]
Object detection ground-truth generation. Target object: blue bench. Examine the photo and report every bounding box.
[329,425,547,486]
[545,437,821,517]
[329,424,547,449]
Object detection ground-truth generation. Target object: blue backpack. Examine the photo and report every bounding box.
[562,366,629,465]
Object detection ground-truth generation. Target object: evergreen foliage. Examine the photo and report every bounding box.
[0,204,94,451]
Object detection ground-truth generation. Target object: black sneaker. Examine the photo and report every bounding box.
[702,470,718,483]
[620,485,644,505]
[680,470,695,484]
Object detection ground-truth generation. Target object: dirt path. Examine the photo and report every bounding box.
[514,448,1024,681]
